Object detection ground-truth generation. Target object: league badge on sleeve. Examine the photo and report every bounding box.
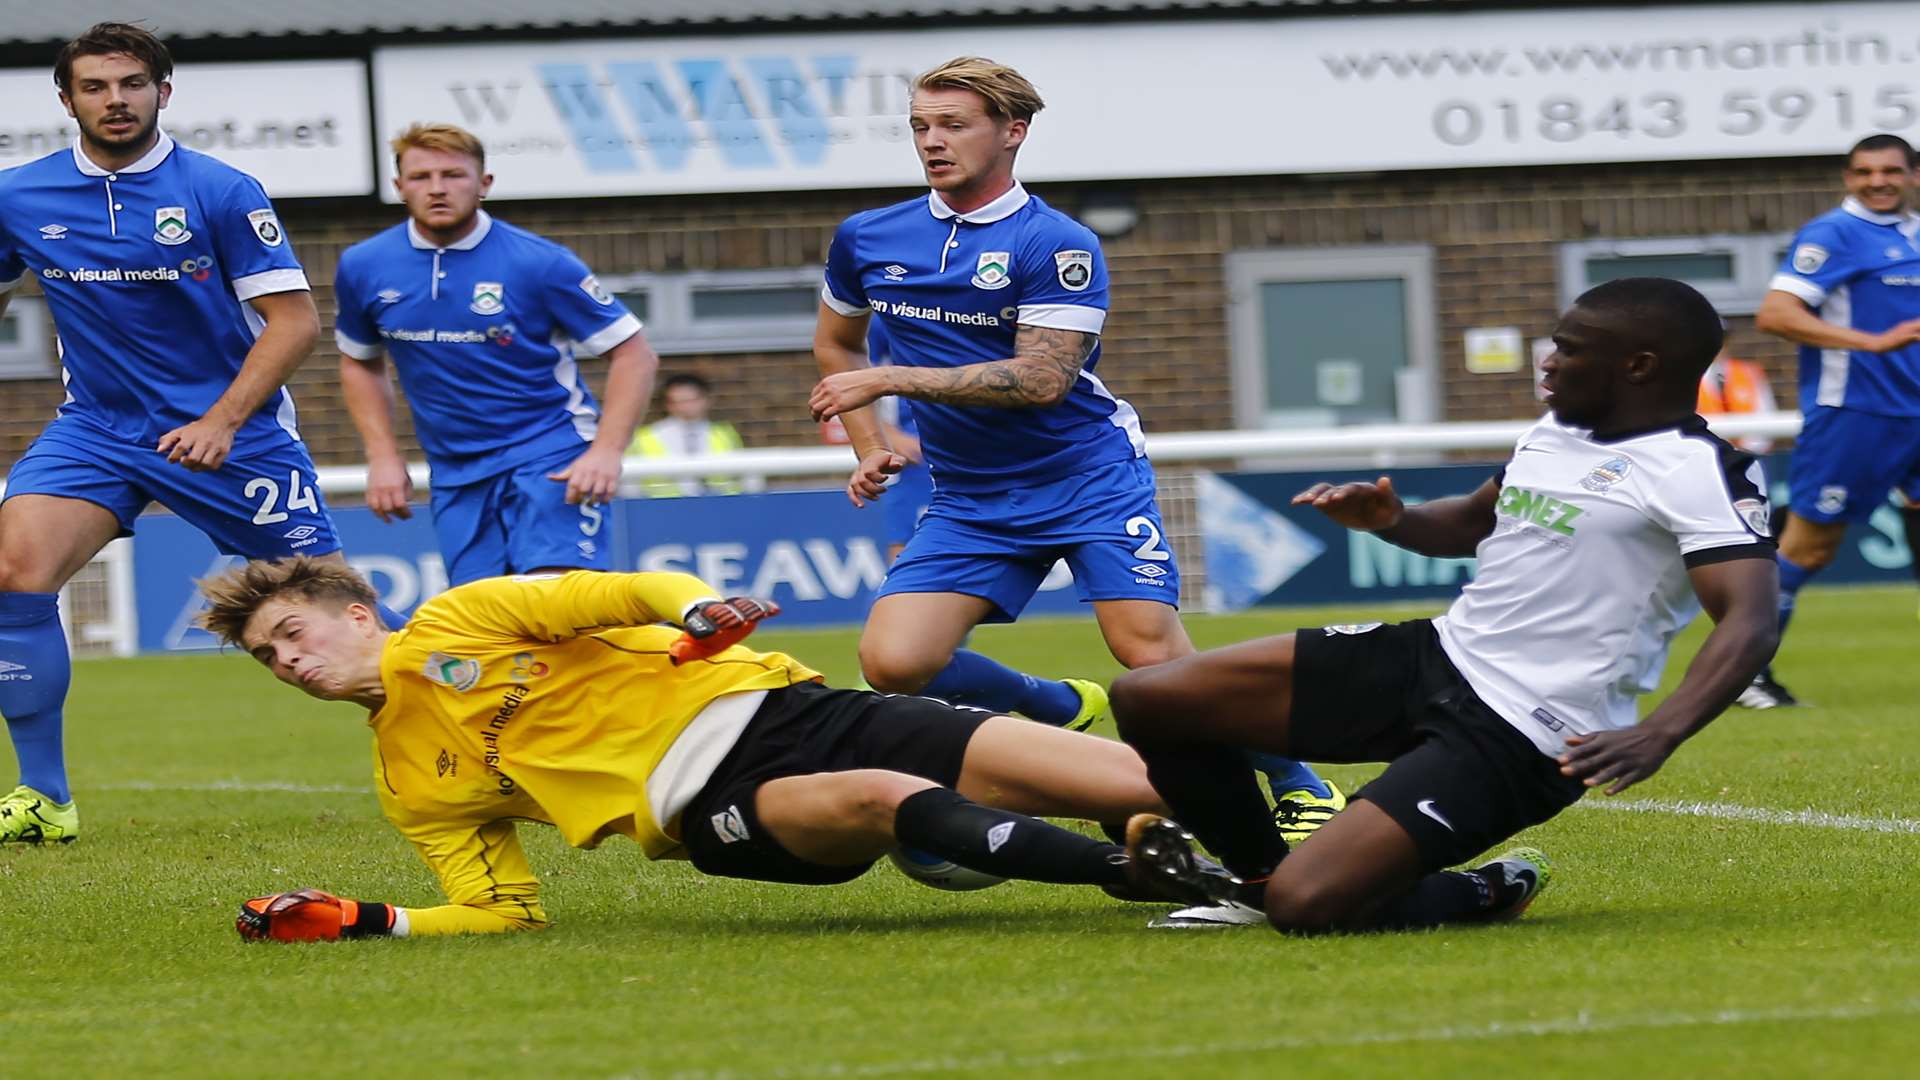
[971,252,1012,290]
[153,207,192,246]
[1054,250,1093,291]
[246,209,285,247]
[579,274,614,305]
[1790,244,1828,275]
[470,282,506,315]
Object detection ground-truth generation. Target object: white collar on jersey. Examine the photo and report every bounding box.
[70,128,176,176]
[1840,195,1920,228]
[927,181,1030,224]
[407,208,494,251]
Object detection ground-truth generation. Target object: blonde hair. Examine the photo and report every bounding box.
[912,57,1045,123]
[390,122,486,171]
[196,556,382,648]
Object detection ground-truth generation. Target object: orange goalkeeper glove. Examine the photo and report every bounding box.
[236,889,396,942]
[668,597,781,665]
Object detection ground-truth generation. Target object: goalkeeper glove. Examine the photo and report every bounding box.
[669,597,781,665]
[236,889,396,942]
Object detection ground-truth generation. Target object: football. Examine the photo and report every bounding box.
[887,847,1008,891]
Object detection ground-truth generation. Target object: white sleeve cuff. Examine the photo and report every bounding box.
[335,329,382,360]
[820,283,866,317]
[1017,304,1106,334]
[1767,274,1826,305]
[390,908,411,938]
[232,267,311,301]
[0,273,24,295]
[577,313,643,356]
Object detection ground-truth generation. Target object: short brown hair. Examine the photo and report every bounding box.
[912,57,1045,123]
[390,122,486,172]
[55,22,172,95]
[197,557,382,648]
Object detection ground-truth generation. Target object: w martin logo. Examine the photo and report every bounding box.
[470,282,505,315]
[971,252,1012,290]
[38,224,67,240]
[0,660,31,681]
[153,207,192,246]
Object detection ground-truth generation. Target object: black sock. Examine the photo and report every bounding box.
[1364,870,1493,930]
[893,788,1128,888]
[1135,742,1288,879]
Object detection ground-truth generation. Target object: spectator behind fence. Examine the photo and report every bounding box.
[629,374,756,497]
[1696,334,1777,454]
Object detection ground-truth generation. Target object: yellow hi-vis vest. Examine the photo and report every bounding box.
[629,421,745,497]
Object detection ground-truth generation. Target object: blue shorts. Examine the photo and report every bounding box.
[1788,406,1920,524]
[430,447,614,585]
[882,461,935,548]
[878,457,1179,622]
[3,415,341,557]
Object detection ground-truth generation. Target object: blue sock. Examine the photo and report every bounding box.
[1253,752,1333,800]
[1776,554,1815,637]
[0,592,73,804]
[376,602,408,630]
[920,649,1082,725]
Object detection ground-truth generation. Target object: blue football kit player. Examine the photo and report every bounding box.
[1749,133,1920,707]
[0,25,361,842]
[809,57,1339,836]
[334,124,655,586]
[866,325,934,557]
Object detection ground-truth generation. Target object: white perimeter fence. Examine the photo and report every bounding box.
[52,412,1803,657]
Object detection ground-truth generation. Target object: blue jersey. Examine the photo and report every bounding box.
[823,183,1144,493]
[1770,196,1920,417]
[0,132,311,450]
[334,211,641,487]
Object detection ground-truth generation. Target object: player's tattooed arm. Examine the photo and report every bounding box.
[884,326,1096,408]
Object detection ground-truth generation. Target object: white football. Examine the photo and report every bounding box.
[887,846,1008,891]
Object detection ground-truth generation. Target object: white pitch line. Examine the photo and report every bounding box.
[1574,796,1920,835]
[647,999,1920,1080]
[94,780,362,794]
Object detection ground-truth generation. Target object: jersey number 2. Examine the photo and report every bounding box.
[1126,516,1170,561]
[246,471,320,525]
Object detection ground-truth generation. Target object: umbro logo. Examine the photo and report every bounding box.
[883,264,909,281]
[376,289,403,305]
[435,749,457,778]
[1130,563,1170,578]
[986,821,1015,853]
[283,525,318,540]
[0,659,31,681]
[38,224,67,240]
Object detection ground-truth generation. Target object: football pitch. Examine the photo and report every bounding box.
[3,586,1916,1078]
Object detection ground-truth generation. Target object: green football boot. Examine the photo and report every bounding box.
[0,784,79,844]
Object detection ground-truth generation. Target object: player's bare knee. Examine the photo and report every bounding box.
[858,646,937,694]
[1262,878,1345,935]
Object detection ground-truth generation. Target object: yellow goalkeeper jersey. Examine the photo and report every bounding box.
[369,571,822,935]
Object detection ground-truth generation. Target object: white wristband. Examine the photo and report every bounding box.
[390,908,412,938]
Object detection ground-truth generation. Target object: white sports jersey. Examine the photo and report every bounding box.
[1433,415,1774,759]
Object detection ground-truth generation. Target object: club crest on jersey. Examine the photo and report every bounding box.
[971,252,1012,290]
[246,209,284,247]
[1817,485,1848,515]
[1323,622,1384,635]
[470,282,506,315]
[153,207,191,246]
[1733,497,1772,537]
[423,652,483,692]
[1580,456,1633,493]
[1054,249,1093,291]
[1791,243,1828,275]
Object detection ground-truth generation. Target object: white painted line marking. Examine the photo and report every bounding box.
[1574,796,1920,835]
[648,999,1920,1079]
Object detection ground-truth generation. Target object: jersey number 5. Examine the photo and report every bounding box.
[246,471,321,525]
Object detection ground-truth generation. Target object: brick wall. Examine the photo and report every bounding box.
[1,155,1843,473]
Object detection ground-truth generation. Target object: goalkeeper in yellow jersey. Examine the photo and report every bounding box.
[196,557,1170,941]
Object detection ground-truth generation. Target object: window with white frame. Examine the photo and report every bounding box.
[598,268,823,355]
[1559,235,1790,315]
[0,296,55,380]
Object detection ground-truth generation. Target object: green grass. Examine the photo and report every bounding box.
[3,586,1918,1078]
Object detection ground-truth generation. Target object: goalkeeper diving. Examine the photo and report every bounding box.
[198,558,1170,941]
